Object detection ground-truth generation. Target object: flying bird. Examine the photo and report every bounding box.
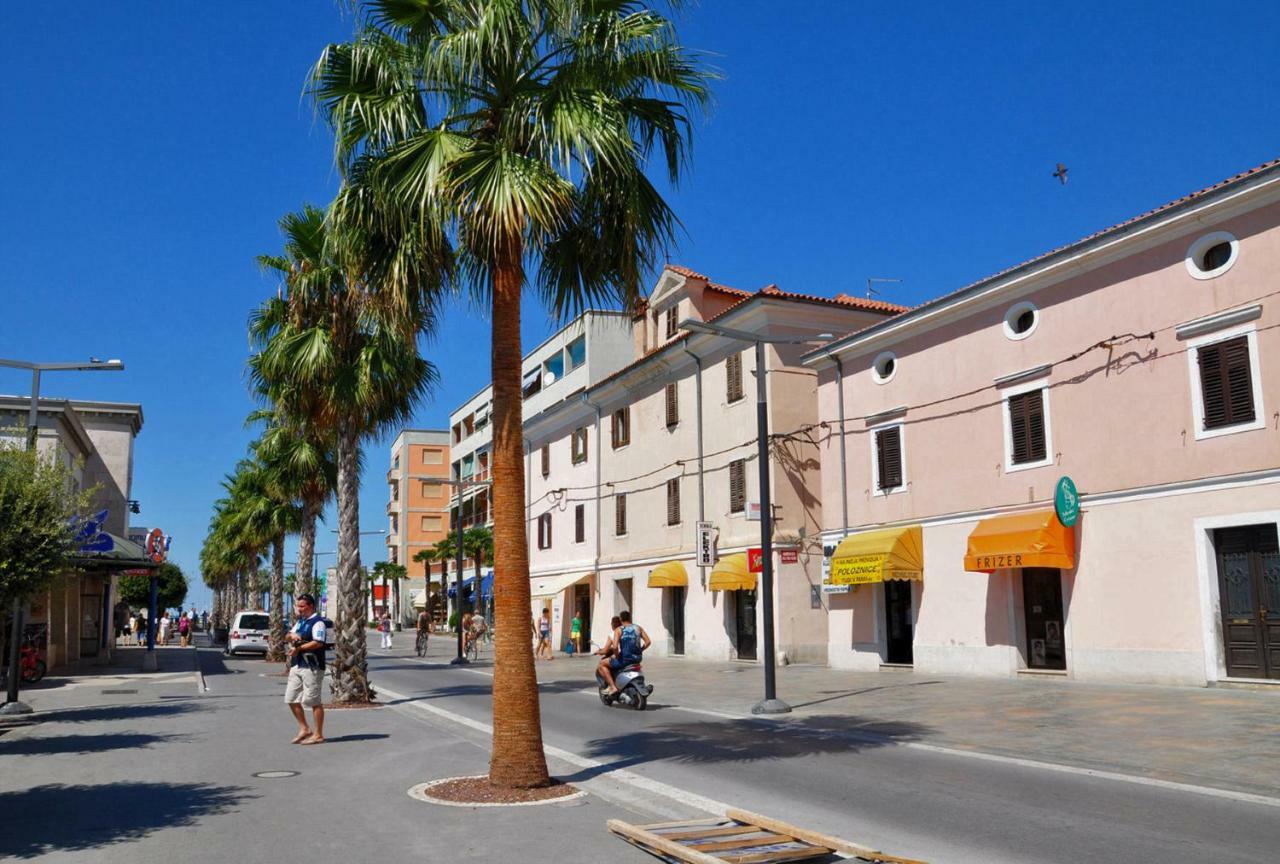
[1053,163,1069,185]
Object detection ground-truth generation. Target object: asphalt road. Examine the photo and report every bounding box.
[368,649,1279,864]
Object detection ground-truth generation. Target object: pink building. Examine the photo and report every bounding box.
[805,159,1280,686]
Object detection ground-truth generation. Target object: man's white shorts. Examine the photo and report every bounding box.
[284,665,323,707]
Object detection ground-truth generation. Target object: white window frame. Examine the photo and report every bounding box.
[1001,377,1054,474]
[868,421,908,496]
[1185,322,1265,441]
[871,351,898,385]
[1003,301,1040,341]
[1185,231,1240,281]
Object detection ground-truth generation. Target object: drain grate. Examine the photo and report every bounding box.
[101,689,138,695]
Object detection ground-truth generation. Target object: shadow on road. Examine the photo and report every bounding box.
[0,732,190,756]
[38,701,207,724]
[321,733,391,743]
[788,679,943,710]
[567,714,931,781]
[0,782,247,858]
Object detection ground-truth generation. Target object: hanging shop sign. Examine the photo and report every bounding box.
[1054,476,1080,527]
[747,548,764,573]
[145,528,170,563]
[695,521,715,568]
[780,549,798,564]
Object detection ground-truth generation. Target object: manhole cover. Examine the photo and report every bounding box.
[253,771,299,779]
[101,689,138,695]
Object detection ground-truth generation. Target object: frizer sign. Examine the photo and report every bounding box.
[695,521,715,568]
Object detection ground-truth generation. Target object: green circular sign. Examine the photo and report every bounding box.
[1055,476,1080,527]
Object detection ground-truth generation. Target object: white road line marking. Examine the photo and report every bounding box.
[378,685,730,816]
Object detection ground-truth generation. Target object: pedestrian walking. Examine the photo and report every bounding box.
[135,611,147,646]
[285,593,326,745]
[534,607,553,660]
[570,609,583,657]
[380,611,393,650]
[158,611,171,646]
[178,613,191,648]
[128,612,139,646]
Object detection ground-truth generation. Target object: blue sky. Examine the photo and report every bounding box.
[2,2,1278,611]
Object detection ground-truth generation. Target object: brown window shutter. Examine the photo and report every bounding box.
[615,494,626,536]
[541,445,549,478]
[1200,337,1255,429]
[667,478,680,525]
[1008,391,1046,465]
[1008,394,1029,464]
[666,306,678,339]
[729,459,745,512]
[665,383,679,427]
[574,504,585,543]
[876,427,903,490]
[612,407,629,448]
[726,352,743,402]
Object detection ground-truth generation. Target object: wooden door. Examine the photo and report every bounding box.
[735,589,757,660]
[669,586,686,655]
[1215,524,1280,679]
[883,580,914,664]
[1022,568,1066,670]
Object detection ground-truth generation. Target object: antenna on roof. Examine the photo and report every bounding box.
[866,277,902,299]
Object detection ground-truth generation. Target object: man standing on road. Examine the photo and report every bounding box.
[285,593,326,745]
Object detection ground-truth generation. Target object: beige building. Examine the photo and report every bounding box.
[524,266,903,664]
[385,429,451,624]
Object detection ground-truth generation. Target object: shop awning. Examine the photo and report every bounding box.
[709,553,756,592]
[647,560,688,588]
[446,576,476,598]
[829,525,923,585]
[530,571,590,601]
[964,509,1075,573]
[70,532,159,572]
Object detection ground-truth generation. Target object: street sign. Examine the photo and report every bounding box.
[1055,476,1080,527]
[695,521,715,567]
[747,548,763,573]
[820,583,851,594]
[780,549,798,564]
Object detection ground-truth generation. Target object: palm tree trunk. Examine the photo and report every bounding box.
[332,417,372,703]
[267,534,287,661]
[296,498,318,597]
[488,232,549,788]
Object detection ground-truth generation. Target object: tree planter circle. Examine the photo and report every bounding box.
[408,776,585,807]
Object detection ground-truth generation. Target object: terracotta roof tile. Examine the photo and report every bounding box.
[664,263,710,280]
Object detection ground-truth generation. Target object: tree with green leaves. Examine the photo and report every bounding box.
[312,0,711,786]
[463,524,493,597]
[249,203,446,702]
[371,560,408,625]
[118,562,189,612]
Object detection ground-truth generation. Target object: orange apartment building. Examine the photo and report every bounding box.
[386,429,451,624]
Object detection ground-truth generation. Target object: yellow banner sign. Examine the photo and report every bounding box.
[830,554,887,585]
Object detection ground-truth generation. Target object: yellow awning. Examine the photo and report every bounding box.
[648,560,688,588]
[709,553,756,592]
[964,509,1075,573]
[830,525,924,585]
[530,571,591,601]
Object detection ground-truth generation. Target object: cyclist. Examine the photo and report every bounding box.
[415,607,431,657]
[466,612,487,658]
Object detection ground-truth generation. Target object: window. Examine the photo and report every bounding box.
[665,305,679,339]
[537,513,552,550]
[1003,302,1039,341]
[874,425,904,492]
[390,482,399,502]
[1006,388,1049,468]
[872,351,897,384]
[571,426,589,464]
[611,407,630,449]
[574,504,585,543]
[666,478,681,526]
[422,447,444,465]
[543,352,565,385]
[726,352,744,402]
[421,515,443,532]
[422,481,442,498]
[522,369,542,398]
[615,494,627,536]
[1196,335,1257,431]
[541,445,550,478]
[391,514,399,533]
[393,454,400,469]
[1186,231,1239,280]
[565,335,586,371]
[729,459,746,513]
[665,382,679,428]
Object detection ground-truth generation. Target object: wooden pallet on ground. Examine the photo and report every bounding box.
[607,808,927,864]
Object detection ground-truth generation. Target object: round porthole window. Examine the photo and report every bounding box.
[1185,231,1239,280]
[872,351,897,384]
[1003,301,1039,341]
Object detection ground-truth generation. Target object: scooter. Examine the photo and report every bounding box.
[595,661,653,710]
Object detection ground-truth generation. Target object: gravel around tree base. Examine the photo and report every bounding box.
[426,776,579,804]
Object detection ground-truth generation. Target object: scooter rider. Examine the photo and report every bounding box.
[597,610,650,695]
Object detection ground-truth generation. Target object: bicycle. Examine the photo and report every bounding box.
[415,629,429,658]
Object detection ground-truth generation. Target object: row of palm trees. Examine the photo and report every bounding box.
[201,0,709,788]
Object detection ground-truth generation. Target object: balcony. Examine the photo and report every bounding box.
[387,467,400,482]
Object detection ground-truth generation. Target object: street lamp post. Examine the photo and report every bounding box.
[677,321,831,716]
[423,477,492,665]
[0,357,124,716]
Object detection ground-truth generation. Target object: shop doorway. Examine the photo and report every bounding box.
[883,581,913,664]
[572,582,592,652]
[665,587,686,655]
[1215,524,1280,680]
[79,591,102,658]
[734,589,757,660]
[1022,568,1065,670]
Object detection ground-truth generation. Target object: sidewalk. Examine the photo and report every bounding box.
[0,641,673,863]
[490,644,1280,799]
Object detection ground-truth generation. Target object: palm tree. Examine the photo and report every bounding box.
[433,531,461,612]
[312,0,711,786]
[250,203,446,702]
[463,524,493,595]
